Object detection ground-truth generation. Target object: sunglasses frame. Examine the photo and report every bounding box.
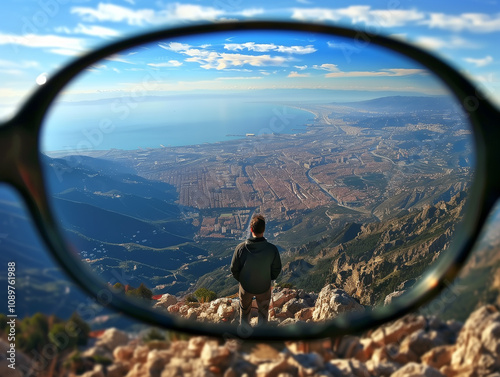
[2,20,500,340]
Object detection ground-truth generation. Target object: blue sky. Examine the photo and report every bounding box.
[0,0,499,118]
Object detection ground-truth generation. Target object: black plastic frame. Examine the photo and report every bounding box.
[1,20,500,340]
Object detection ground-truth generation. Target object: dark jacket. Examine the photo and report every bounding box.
[230,236,282,294]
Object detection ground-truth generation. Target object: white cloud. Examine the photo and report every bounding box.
[414,36,475,50]
[0,59,39,69]
[216,76,263,80]
[75,24,120,38]
[239,8,264,17]
[0,33,86,55]
[288,71,310,78]
[424,12,500,33]
[148,60,183,68]
[277,45,316,54]
[159,42,192,52]
[464,55,493,67]
[55,23,120,38]
[291,6,425,27]
[160,42,293,71]
[313,63,339,72]
[187,52,289,70]
[71,3,156,25]
[224,42,316,54]
[225,42,277,52]
[70,2,267,25]
[324,68,425,78]
[294,65,308,70]
[49,49,84,56]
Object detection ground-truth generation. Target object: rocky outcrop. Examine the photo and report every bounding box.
[69,304,500,377]
[312,284,365,321]
[160,285,359,325]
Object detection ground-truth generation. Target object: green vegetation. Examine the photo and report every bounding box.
[1,312,90,375]
[142,328,167,343]
[194,287,217,303]
[126,283,153,300]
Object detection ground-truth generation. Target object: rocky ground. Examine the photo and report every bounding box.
[3,285,499,376]
[155,284,364,326]
[69,304,499,377]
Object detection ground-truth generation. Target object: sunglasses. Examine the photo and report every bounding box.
[2,20,499,340]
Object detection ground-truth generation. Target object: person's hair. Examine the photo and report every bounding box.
[250,214,266,235]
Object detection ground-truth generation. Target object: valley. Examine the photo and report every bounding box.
[42,95,474,306]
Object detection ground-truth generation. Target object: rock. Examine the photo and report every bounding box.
[365,360,400,377]
[384,290,406,306]
[146,349,172,377]
[217,301,237,322]
[287,353,324,376]
[389,362,444,377]
[450,305,500,374]
[188,337,207,358]
[80,364,106,377]
[421,345,455,370]
[201,341,232,369]
[255,354,295,377]
[327,359,369,377]
[107,362,130,377]
[153,294,178,310]
[400,329,444,357]
[283,298,309,316]
[312,285,364,321]
[113,345,134,362]
[95,328,129,352]
[273,289,298,307]
[371,314,426,346]
[132,345,150,364]
[295,307,314,322]
[278,318,299,327]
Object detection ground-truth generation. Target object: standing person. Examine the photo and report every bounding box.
[230,214,282,326]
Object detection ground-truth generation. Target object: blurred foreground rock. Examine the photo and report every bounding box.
[68,304,500,377]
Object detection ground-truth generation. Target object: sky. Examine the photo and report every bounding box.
[0,0,500,120]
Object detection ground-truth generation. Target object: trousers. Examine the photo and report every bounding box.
[238,284,271,326]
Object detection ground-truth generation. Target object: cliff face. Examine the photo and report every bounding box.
[285,192,467,306]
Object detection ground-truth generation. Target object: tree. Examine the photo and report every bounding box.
[194,288,217,303]
[127,282,153,300]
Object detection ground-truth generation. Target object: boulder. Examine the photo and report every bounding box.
[327,359,369,377]
[421,345,455,370]
[384,290,406,306]
[273,288,298,307]
[255,354,295,377]
[95,328,129,352]
[113,344,134,362]
[371,314,426,346]
[217,301,237,323]
[449,305,500,374]
[153,294,178,310]
[389,362,444,377]
[188,337,207,358]
[287,352,324,376]
[312,285,364,321]
[295,307,314,322]
[146,349,172,377]
[365,359,400,377]
[106,362,130,377]
[200,341,233,369]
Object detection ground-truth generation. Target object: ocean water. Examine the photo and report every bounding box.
[41,96,313,153]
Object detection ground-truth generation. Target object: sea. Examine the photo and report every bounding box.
[40,96,314,153]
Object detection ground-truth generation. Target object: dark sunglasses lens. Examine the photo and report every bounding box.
[39,29,475,330]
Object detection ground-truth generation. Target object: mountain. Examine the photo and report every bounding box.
[334,95,459,113]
